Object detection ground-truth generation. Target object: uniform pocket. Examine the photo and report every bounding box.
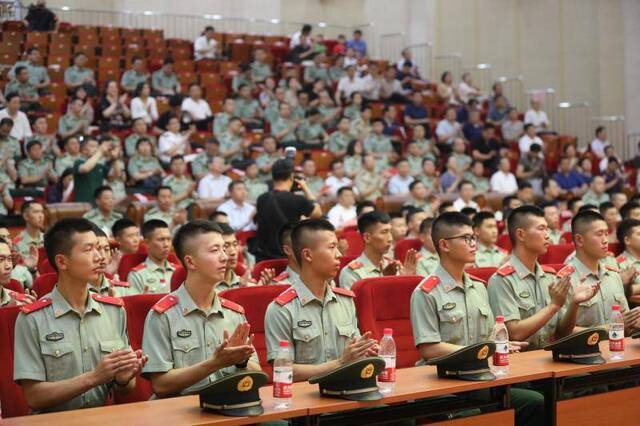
[99,339,127,353]
[171,338,201,368]
[478,306,493,340]
[292,326,321,364]
[438,309,464,342]
[40,341,75,381]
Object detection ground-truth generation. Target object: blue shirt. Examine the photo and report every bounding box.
[440,171,457,192]
[554,170,588,191]
[404,103,428,120]
[463,122,483,144]
[456,106,470,123]
[346,39,367,56]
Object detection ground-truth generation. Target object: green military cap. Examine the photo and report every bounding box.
[630,330,640,339]
[195,371,269,417]
[543,327,607,365]
[309,357,386,401]
[427,342,496,381]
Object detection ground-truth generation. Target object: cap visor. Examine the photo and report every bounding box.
[569,355,606,365]
[218,405,264,417]
[456,372,496,382]
[341,390,384,401]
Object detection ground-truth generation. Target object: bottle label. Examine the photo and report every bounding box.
[378,356,396,382]
[273,368,293,398]
[609,329,624,352]
[493,342,509,366]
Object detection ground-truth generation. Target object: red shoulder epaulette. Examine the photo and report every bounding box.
[348,261,363,269]
[466,274,487,285]
[152,294,179,313]
[91,293,124,307]
[496,264,515,277]
[220,297,245,314]
[7,289,28,303]
[605,263,620,273]
[273,271,289,282]
[557,265,575,278]
[12,235,22,245]
[275,288,298,306]
[131,263,146,272]
[420,276,440,293]
[541,265,557,274]
[333,287,355,298]
[110,279,130,288]
[20,298,52,314]
[617,255,626,263]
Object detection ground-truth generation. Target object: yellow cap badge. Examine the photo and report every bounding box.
[477,345,489,360]
[237,376,254,392]
[360,363,375,379]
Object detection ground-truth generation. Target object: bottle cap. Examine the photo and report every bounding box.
[612,305,620,311]
[496,315,504,322]
[279,340,289,347]
[383,328,393,335]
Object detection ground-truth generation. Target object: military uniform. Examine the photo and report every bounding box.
[26,134,55,161]
[127,155,162,180]
[0,285,29,306]
[191,153,213,178]
[231,74,254,93]
[291,104,307,121]
[565,257,628,328]
[264,100,280,124]
[250,61,272,82]
[0,184,13,215]
[581,190,610,207]
[350,118,371,140]
[18,157,51,187]
[487,256,567,350]
[91,275,138,297]
[4,80,38,100]
[163,175,196,209]
[297,120,325,146]
[144,206,176,227]
[124,134,157,158]
[343,155,363,178]
[548,229,563,245]
[354,169,384,202]
[219,131,244,162]
[404,197,432,213]
[364,133,392,170]
[474,243,508,268]
[13,230,43,259]
[452,153,472,172]
[127,257,178,294]
[343,105,361,121]
[466,174,490,195]
[235,98,261,121]
[264,279,359,364]
[10,60,49,87]
[305,176,324,195]
[0,135,21,160]
[151,70,180,94]
[617,251,640,287]
[339,252,392,291]
[318,105,339,129]
[120,70,149,91]
[213,112,231,139]
[407,155,423,177]
[54,153,81,176]
[245,177,268,203]
[142,285,259,395]
[64,65,94,87]
[416,247,439,277]
[58,113,88,137]
[13,287,129,412]
[83,209,123,238]
[271,117,298,145]
[11,264,33,289]
[329,66,345,83]
[328,131,351,155]
[304,65,330,85]
[255,152,280,179]
[215,271,241,292]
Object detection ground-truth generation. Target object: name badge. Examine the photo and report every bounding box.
[442,302,456,311]
[519,291,531,299]
[177,329,192,338]
[297,320,312,328]
[45,332,64,341]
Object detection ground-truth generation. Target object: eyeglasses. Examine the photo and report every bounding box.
[443,234,478,246]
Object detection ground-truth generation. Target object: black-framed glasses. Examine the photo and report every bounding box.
[443,234,478,245]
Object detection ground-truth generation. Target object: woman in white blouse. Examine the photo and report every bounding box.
[180,83,212,131]
[130,82,158,125]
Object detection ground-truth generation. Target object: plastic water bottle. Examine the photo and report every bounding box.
[491,316,509,376]
[273,341,293,409]
[609,305,625,360]
[377,328,396,394]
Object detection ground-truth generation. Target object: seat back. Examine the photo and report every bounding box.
[496,234,512,251]
[464,267,497,286]
[340,231,365,257]
[394,238,422,263]
[116,293,165,404]
[352,276,422,368]
[539,243,575,265]
[0,306,30,417]
[5,279,24,293]
[252,259,288,281]
[170,266,186,292]
[544,263,565,272]
[32,272,58,298]
[38,258,56,275]
[118,253,147,281]
[220,285,289,382]
[609,242,623,257]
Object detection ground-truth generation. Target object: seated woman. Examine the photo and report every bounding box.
[99,80,131,130]
[130,82,158,125]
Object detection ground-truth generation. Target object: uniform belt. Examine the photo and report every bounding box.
[321,386,379,396]
[202,400,262,410]
[444,367,491,376]
[558,352,601,359]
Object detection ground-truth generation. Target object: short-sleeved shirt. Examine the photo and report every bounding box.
[255,152,280,177]
[121,70,149,91]
[127,257,178,294]
[127,155,162,180]
[54,153,81,176]
[581,190,610,207]
[213,112,231,138]
[264,280,360,364]
[83,209,123,237]
[11,264,33,290]
[58,113,88,137]
[410,266,493,363]
[215,271,241,292]
[339,252,392,291]
[163,175,196,209]
[617,251,640,287]
[416,247,439,277]
[343,155,362,178]
[250,61,272,82]
[219,131,243,162]
[474,243,508,268]
[64,66,94,87]
[304,65,330,85]
[566,257,628,328]
[14,286,130,413]
[18,158,51,187]
[354,170,383,202]
[144,206,176,227]
[13,229,43,258]
[245,178,269,203]
[124,134,157,158]
[231,74,254,93]
[4,80,38,100]
[297,120,325,144]
[93,275,138,297]
[271,117,298,143]
[142,285,258,395]
[318,105,339,129]
[0,135,22,160]
[487,255,567,350]
[190,153,212,178]
[152,70,180,93]
[466,174,490,194]
[329,66,345,82]
[328,131,352,155]
[10,61,49,86]
[73,158,110,204]
[364,133,392,155]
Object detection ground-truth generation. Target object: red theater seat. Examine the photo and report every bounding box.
[117,294,165,403]
[394,238,422,263]
[340,231,365,257]
[609,242,622,257]
[496,234,512,251]
[236,230,256,246]
[352,276,422,368]
[118,253,147,281]
[38,258,56,275]
[539,243,574,265]
[252,259,288,281]
[32,272,57,298]
[464,267,497,285]
[220,285,289,382]
[0,306,29,417]
[170,266,186,291]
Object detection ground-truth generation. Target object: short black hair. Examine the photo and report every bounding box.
[291,218,335,266]
[406,208,425,225]
[357,211,390,234]
[409,180,424,192]
[356,200,376,217]
[44,218,96,272]
[620,202,640,220]
[578,204,599,214]
[460,207,477,218]
[272,159,294,182]
[209,210,228,221]
[458,180,474,191]
[170,154,184,164]
[112,218,137,239]
[141,219,170,239]
[155,185,172,197]
[507,205,545,245]
[94,185,112,199]
[172,220,222,267]
[91,223,108,239]
[25,139,42,152]
[5,93,20,103]
[216,222,235,236]
[337,186,354,196]
[419,217,435,234]
[571,210,606,238]
[438,201,454,214]
[502,195,519,209]
[599,201,616,214]
[0,117,14,127]
[473,211,496,229]
[617,218,640,251]
[21,200,42,215]
[431,212,473,254]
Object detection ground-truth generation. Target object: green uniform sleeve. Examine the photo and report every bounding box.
[410,289,442,345]
[141,311,174,374]
[264,302,292,362]
[128,270,145,293]
[487,276,521,323]
[14,313,47,382]
[338,267,359,291]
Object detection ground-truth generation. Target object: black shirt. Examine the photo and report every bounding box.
[254,190,314,261]
[25,5,57,32]
[472,137,503,172]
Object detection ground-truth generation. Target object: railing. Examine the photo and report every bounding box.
[496,76,526,112]
[526,89,557,132]
[405,42,435,82]
[378,32,405,67]
[434,53,462,82]
[627,132,640,162]
[592,116,626,159]
[462,63,492,96]
[557,102,591,148]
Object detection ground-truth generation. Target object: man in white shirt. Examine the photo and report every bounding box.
[490,157,519,194]
[197,156,232,200]
[524,99,550,132]
[324,159,353,197]
[590,126,610,159]
[158,116,192,163]
[0,93,32,141]
[216,181,256,231]
[452,180,479,211]
[326,186,357,230]
[435,106,462,145]
[518,123,544,154]
[388,158,414,195]
[289,24,312,49]
[180,83,212,130]
[335,65,364,104]
[193,26,218,61]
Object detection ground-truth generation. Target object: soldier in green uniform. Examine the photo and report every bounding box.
[465,161,490,195]
[163,155,197,210]
[243,161,269,204]
[83,186,123,238]
[301,158,324,195]
[145,186,187,233]
[213,98,235,139]
[26,116,58,162]
[120,56,150,93]
[127,220,179,294]
[151,58,181,96]
[216,223,242,292]
[410,211,544,426]
[112,218,142,256]
[581,176,610,207]
[235,84,263,129]
[404,181,433,213]
[13,201,45,259]
[616,218,640,292]
[364,119,393,171]
[297,108,328,149]
[265,219,378,382]
[125,118,157,157]
[339,211,417,290]
[54,136,82,176]
[254,135,280,180]
[18,140,56,188]
[142,220,260,397]
[64,52,97,95]
[0,117,22,161]
[354,154,387,202]
[303,53,331,85]
[219,117,249,164]
[271,103,299,147]
[9,48,50,91]
[328,117,352,158]
[566,211,640,330]
[416,218,439,276]
[14,218,146,413]
[192,139,220,180]
[231,64,254,93]
[472,212,508,268]
[542,203,564,244]
[5,66,39,107]
[488,206,600,351]
[128,138,163,190]
[0,237,36,306]
[58,97,90,139]
[250,48,272,83]
[90,226,137,297]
